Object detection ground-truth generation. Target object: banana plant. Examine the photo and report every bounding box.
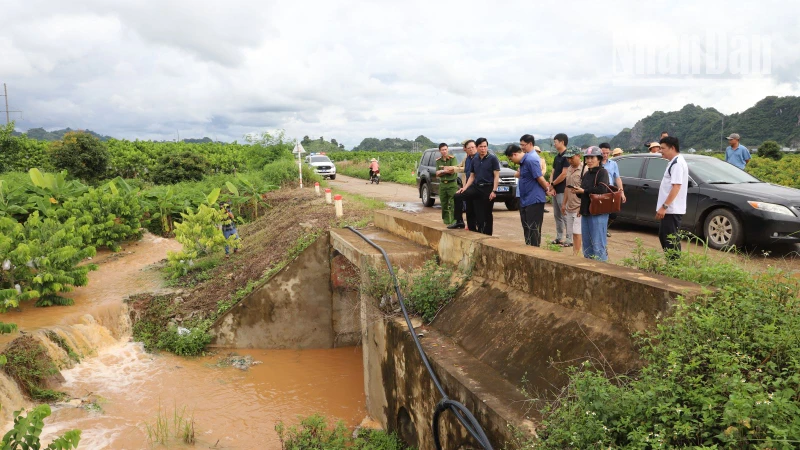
[231,173,275,219]
[224,181,249,218]
[26,168,88,215]
[143,186,183,236]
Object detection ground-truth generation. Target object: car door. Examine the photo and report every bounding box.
[635,157,669,223]
[614,157,646,222]
[422,151,439,195]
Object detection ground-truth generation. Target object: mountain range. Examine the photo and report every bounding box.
[11,95,800,151]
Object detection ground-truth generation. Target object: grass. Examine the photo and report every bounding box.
[275,414,410,450]
[1,335,67,401]
[144,401,196,447]
[44,330,81,364]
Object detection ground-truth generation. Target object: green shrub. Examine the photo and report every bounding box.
[261,159,321,187]
[51,132,109,183]
[275,414,409,450]
[151,151,209,185]
[402,259,459,322]
[757,140,783,161]
[156,325,212,357]
[57,180,142,251]
[534,242,800,449]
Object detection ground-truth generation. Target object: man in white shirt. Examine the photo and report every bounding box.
[656,136,689,257]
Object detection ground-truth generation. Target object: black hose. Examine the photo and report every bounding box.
[346,226,494,450]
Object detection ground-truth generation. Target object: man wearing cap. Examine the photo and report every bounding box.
[724,133,751,170]
[648,142,661,154]
[369,158,379,178]
[449,140,478,231]
[434,143,458,225]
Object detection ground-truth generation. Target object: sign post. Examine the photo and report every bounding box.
[292,143,307,188]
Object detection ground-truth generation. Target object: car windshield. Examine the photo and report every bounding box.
[309,156,331,163]
[687,157,762,184]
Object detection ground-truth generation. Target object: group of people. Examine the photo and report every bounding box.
[436,133,690,262]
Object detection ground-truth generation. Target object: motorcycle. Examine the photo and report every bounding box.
[370,170,381,184]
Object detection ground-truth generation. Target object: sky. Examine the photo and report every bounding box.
[1,0,799,147]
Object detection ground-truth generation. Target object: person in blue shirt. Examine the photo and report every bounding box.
[600,143,626,237]
[505,144,550,246]
[724,133,751,170]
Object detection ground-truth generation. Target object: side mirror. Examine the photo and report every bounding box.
[501,161,509,168]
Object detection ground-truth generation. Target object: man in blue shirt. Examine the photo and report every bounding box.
[724,133,751,170]
[505,144,550,246]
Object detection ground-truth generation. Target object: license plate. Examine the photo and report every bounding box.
[496,186,509,192]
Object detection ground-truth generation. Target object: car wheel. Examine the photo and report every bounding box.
[703,208,743,250]
[421,182,435,207]
[330,175,336,180]
[505,198,520,211]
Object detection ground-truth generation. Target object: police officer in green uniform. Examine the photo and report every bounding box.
[435,143,458,225]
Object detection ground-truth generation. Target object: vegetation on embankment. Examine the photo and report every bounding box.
[276,414,410,450]
[528,241,800,449]
[1,334,65,402]
[129,187,383,356]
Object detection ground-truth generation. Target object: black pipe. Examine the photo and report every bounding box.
[346,226,493,450]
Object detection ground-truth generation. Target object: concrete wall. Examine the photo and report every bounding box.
[374,209,704,332]
[210,234,360,349]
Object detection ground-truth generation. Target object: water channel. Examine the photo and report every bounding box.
[0,233,367,449]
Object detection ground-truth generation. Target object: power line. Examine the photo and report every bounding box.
[1,83,23,125]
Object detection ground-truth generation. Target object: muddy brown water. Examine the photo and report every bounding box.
[0,233,367,449]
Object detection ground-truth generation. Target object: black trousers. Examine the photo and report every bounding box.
[659,214,683,256]
[453,186,477,231]
[519,202,545,246]
[473,185,494,236]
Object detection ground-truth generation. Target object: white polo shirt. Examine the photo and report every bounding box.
[656,154,689,215]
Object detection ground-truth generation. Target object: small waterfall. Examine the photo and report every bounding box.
[0,302,132,425]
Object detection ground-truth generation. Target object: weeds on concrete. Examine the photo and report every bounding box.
[131,295,211,357]
[528,240,800,449]
[275,414,409,450]
[365,258,462,323]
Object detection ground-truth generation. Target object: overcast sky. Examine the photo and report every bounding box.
[2,0,799,147]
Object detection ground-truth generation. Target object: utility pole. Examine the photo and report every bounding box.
[1,83,23,125]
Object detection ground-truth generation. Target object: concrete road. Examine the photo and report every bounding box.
[329,175,799,272]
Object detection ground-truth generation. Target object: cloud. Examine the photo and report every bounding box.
[0,0,798,147]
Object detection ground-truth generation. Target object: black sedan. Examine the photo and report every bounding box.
[613,154,800,249]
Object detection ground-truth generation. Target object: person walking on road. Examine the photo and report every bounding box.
[505,144,549,246]
[570,146,611,261]
[453,137,499,235]
[724,133,751,170]
[548,133,570,245]
[434,143,458,225]
[560,147,583,255]
[450,140,478,230]
[656,136,689,257]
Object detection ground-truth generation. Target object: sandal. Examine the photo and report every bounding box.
[550,239,564,245]
[561,242,573,247]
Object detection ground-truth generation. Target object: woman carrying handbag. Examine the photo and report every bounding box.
[570,146,615,261]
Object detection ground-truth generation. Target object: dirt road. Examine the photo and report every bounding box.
[329,175,799,272]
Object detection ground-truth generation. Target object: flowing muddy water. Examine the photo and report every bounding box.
[0,233,367,449]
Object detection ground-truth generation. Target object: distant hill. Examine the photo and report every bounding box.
[13,127,114,141]
[301,135,344,153]
[606,96,800,151]
[353,135,436,151]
